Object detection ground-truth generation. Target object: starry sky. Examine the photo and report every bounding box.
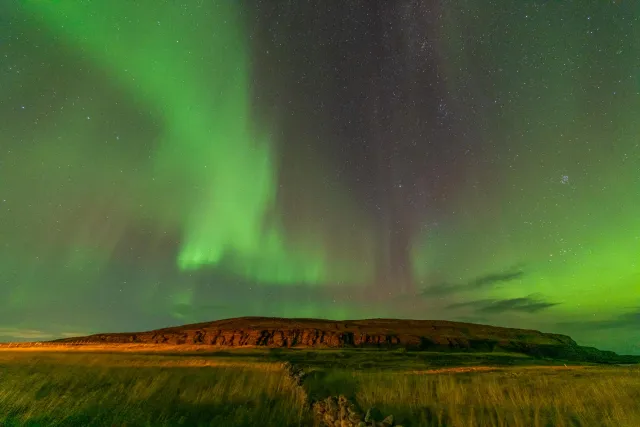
[1,0,639,354]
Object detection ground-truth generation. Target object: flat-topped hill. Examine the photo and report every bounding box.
[48,316,639,364]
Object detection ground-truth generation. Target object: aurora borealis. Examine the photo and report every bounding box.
[1,1,638,354]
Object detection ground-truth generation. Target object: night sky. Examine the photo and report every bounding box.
[1,1,639,355]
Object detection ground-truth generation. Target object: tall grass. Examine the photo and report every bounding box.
[0,350,638,426]
[350,366,640,427]
[0,352,309,426]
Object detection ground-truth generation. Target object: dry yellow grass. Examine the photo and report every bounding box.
[0,348,638,426]
[348,365,640,426]
[408,364,589,375]
[0,351,309,426]
[0,350,278,371]
[0,343,262,352]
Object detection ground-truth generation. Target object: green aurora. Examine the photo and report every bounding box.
[412,1,640,336]
[0,0,638,354]
[18,0,375,286]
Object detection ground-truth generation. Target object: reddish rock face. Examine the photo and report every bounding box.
[48,316,637,364]
[55,317,549,349]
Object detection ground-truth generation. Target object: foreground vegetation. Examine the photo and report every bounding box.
[346,366,640,426]
[0,351,309,426]
[0,348,638,426]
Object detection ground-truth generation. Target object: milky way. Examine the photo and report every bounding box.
[1,0,639,354]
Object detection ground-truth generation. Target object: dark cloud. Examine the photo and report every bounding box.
[447,295,560,314]
[557,308,640,330]
[472,271,525,288]
[420,268,525,297]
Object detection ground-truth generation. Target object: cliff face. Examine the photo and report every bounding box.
[51,317,636,364]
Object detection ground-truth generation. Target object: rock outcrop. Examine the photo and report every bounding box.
[49,316,639,364]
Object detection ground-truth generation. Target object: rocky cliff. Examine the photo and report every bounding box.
[51,317,638,364]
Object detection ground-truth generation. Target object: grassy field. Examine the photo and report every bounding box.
[0,351,309,427]
[340,366,640,426]
[0,348,638,426]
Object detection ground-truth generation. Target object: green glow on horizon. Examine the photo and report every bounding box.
[412,1,640,321]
